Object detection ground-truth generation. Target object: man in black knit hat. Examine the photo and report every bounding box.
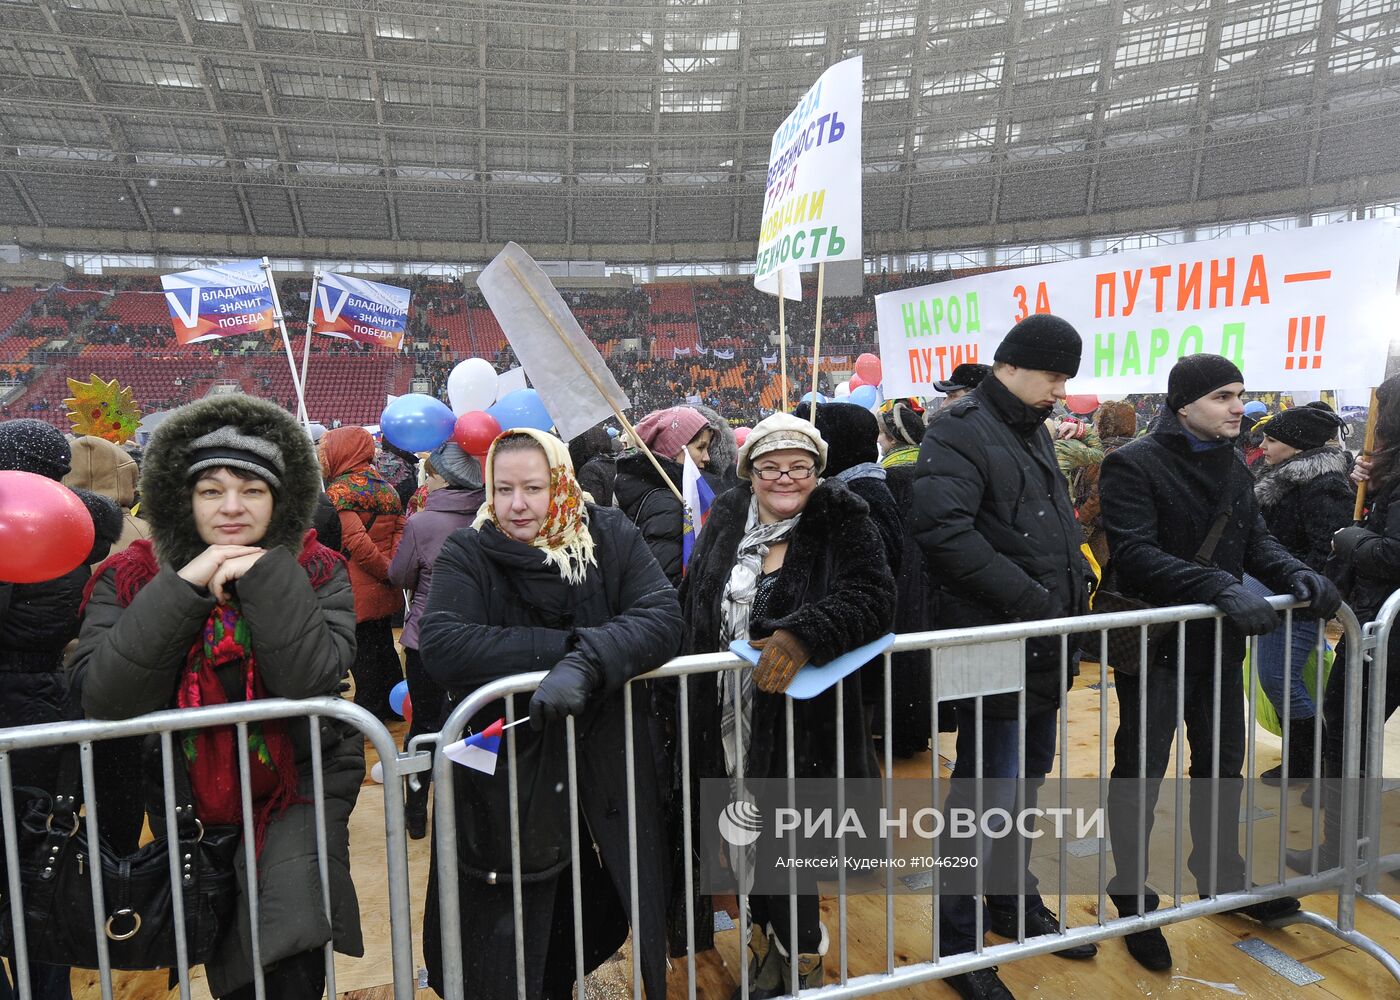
[911,314,1095,1000]
[1098,353,1342,972]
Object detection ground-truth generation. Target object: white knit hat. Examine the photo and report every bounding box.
[736,412,828,481]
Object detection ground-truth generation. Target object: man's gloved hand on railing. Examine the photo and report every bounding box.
[1213,583,1279,635]
[1289,569,1343,620]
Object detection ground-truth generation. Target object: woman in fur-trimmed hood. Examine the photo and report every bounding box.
[71,394,364,1000]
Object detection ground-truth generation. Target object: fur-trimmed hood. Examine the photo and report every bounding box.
[139,395,322,569]
[1255,446,1351,509]
[690,403,738,478]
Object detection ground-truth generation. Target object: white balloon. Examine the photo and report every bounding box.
[370,760,385,784]
[447,358,499,416]
[834,380,851,399]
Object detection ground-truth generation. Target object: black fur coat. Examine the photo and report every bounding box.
[678,478,896,783]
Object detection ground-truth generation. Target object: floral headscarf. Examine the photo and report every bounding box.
[472,427,597,585]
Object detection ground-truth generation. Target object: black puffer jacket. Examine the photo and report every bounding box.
[911,375,1088,717]
[1254,446,1355,571]
[418,505,682,999]
[1332,477,1400,623]
[613,450,686,586]
[1099,407,1308,669]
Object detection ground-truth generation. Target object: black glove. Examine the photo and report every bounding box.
[1213,583,1279,636]
[1016,582,1055,623]
[1290,570,1343,620]
[528,655,599,731]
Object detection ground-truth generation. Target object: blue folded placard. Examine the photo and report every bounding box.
[728,633,897,700]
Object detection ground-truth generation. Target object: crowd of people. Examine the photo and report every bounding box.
[0,307,1393,1000]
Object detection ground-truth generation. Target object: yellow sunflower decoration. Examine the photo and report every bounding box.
[64,374,141,444]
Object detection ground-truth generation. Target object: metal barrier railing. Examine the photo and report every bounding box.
[0,697,419,1000]
[0,595,1392,999]
[1342,589,1400,950]
[429,593,1400,999]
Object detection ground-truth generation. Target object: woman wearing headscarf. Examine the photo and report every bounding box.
[1246,405,1352,788]
[418,428,682,1000]
[319,426,406,719]
[678,412,896,998]
[71,395,363,1000]
[387,440,485,839]
[613,405,713,587]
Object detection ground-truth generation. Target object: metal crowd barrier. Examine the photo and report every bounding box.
[0,596,1392,1000]
[0,697,417,1000]
[1342,589,1400,956]
[429,593,1400,999]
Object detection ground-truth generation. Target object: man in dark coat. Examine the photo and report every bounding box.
[910,315,1095,1000]
[1098,353,1342,972]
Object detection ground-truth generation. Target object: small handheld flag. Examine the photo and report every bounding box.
[442,717,529,775]
[681,450,715,572]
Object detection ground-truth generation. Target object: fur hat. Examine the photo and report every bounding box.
[0,419,71,481]
[737,411,828,480]
[792,402,879,477]
[1263,406,1345,452]
[1167,354,1243,411]
[140,395,321,569]
[877,399,926,448]
[993,315,1082,376]
[1095,400,1138,440]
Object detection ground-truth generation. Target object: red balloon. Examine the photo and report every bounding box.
[0,472,95,583]
[848,373,868,391]
[854,353,883,387]
[402,693,413,730]
[734,426,751,446]
[1066,394,1100,416]
[453,410,502,458]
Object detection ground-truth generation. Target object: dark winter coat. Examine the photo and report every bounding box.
[1099,407,1309,670]
[70,394,364,997]
[387,485,484,650]
[1254,447,1355,572]
[614,451,686,586]
[910,375,1088,717]
[1332,477,1400,623]
[417,505,683,1000]
[576,454,618,507]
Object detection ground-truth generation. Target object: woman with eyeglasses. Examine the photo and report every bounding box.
[676,412,896,998]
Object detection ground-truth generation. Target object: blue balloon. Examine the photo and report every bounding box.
[606,426,619,438]
[800,391,826,405]
[381,393,455,453]
[1244,401,1268,418]
[389,679,409,717]
[487,388,554,433]
[849,385,878,409]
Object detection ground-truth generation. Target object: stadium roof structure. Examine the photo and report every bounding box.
[1,0,1397,266]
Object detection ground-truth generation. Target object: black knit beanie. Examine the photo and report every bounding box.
[0,419,72,481]
[1264,406,1345,451]
[993,315,1082,377]
[1166,354,1244,411]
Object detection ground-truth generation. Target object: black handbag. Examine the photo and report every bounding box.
[0,745,241,971]
[1091,498,1233,676]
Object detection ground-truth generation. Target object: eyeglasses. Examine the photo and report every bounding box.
[752,464,816,482]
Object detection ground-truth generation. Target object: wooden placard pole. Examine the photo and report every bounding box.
[503,258,685,505]
[1354,386,1380,523]
[778,269,789,412]
[808,262,826,425]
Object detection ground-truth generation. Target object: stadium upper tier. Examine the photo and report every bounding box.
[0,270,931,426]
[1,0,1397,263]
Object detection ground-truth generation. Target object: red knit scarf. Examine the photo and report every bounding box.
[83,533,341,853]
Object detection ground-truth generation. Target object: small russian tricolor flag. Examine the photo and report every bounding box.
[681,450,715,572]
[443,717,527,775]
